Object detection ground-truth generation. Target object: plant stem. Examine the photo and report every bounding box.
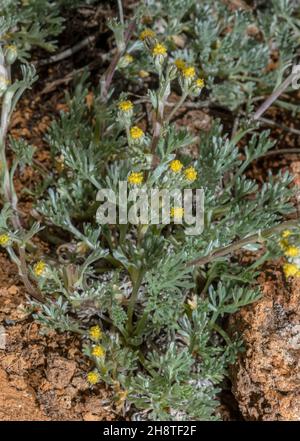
[253,70,299,120]
[150,76,170,162]
[165,92,188,124]
[126,270,143,335]
[117,0,124,26]
[133,311,148,337]
[186,219,299,267]
[0,61,43,302]
[100,19,136,102]
[212,323,232,346]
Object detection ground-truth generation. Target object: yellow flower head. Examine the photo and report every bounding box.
[182,66,196,79]
[140,29,156,40]
[196,78,205,88]
[174,58,186,71]
[282,230,292,238]
[283,263,299,278]
[124,54,134,64]
[184,166,197,182]
[0,233,10,247]
[33,260,46,277]
[87,371,100,385]
[118,100,133,112]
[284,246,300,258]
[128,171,144,185]
[152,43,167,57]
[91,345,105,358]
[169,159,183,173]
[89,325,102,341]
[130,126,144,140]
[170,207,184,218]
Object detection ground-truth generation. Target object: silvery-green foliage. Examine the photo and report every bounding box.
[1,0,299,422]
[0,0,64,58]
[31,73,295,420]
[0,0,99,59]
[138,0,300,110]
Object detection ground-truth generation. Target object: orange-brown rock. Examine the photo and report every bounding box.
[230,270,300,420]
[0,368,48,420]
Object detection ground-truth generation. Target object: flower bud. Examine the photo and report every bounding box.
[118,53,134,69]
[76,241,90,255]
[190,78,205,97]
[5,45,17,64]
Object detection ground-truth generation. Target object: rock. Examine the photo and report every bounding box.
[7,285,18,295]
[84,396,105,415]
[222,0,251,11]
[46,356,77,389]
[230,271,300,420]
[71,376,89,392]
[83,394,117,421]
[171,34,187,48]
[83,412,102,421]
[177,110,212,134]
[0,368,48,420]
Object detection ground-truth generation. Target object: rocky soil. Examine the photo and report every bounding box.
[231,267,300,420]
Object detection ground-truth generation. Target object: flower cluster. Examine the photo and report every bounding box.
[3,2,298,422]
[280,230,300,278]
[169,160,198,182]
[173,58,205,94]
[139,28,168,68]
[87,326,105,385]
